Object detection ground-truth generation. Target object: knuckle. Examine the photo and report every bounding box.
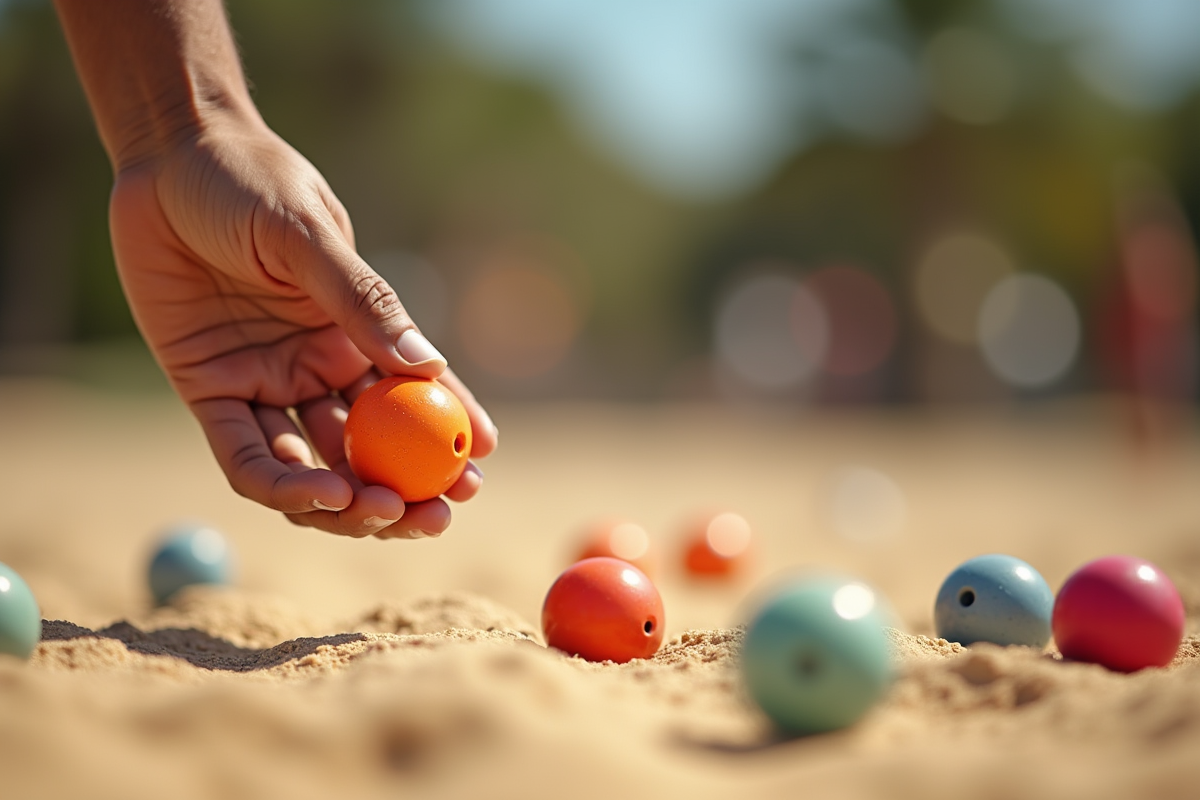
[348,273,403,320]
[252,198,332,279]
[256,198,314,249]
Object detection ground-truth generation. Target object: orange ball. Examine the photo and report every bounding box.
[343,377,472,502]
[682,511,753,578]
[542,557,664,663]
[575,519,655,576]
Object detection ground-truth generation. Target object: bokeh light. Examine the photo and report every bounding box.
[824,466,907,544]
[805,264,898,378]
[915,233,1015,346]
[456,239,586,380]
[979,274,1081,389]
[8,0,1200,407]
[705,512,752,559]
[714,271,829,391]
[1100,166,1200,403]
[818,39,925,143]
[832,582,877,620]
[606,522,651,563]
[998,0,1200,112]
[1123,222,1198,325]
[922,27,1017,126]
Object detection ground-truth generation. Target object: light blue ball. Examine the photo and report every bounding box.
[934,554,1052,648]
[0,561,41,659]
[741,576,894,735]
[149,524,233,605]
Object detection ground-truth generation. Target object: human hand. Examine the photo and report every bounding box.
[109,111,498,539]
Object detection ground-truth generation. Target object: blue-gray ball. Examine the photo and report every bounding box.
[934,554,1052,648]
[149,524,233,605]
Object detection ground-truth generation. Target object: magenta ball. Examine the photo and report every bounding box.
[1052,555,1184,672]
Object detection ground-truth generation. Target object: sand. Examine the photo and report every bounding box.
[3,377,1200,799]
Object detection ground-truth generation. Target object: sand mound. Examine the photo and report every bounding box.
[6,384,1200,798]
[4,588,1199,800]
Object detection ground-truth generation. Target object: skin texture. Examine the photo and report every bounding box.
[52,0,497,539]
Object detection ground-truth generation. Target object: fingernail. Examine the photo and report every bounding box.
[414,529,442,538]
[313,500,345,512]
[396,330,447,371]
[364,516,396,528]
[468,463,484,479]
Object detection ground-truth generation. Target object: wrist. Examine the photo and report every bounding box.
[110,82,262,172]
[54,0,263,171]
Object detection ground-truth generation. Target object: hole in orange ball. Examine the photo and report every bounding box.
[643,619,655,635]
[453,432,466,455]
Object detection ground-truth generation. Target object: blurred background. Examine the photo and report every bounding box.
[3,0,1200,638]
[2,0,1199,412]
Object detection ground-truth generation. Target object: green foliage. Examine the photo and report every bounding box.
[1,0,1197,398]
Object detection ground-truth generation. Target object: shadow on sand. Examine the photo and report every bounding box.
[40,619,367,672]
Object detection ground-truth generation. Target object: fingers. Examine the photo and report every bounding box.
[294,393,354,478]
[292,384,473,537]
[381,497,452,539]
[285,223,448,380]
[276,193,496,464]
[253,405,317,468]
[437,368,499,460]
[195,382,482,540]
[286,491,451,540]
[443,462,484,503]
[339,368,383,406]
[192,399,354,514]
[286,484,408,539]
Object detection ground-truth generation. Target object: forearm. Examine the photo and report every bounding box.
[53,0,260,170]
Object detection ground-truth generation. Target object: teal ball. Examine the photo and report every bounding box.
[741,576,894,735]
[0,562,41,659]
[149,524,233,605]
[934,554,1052,648]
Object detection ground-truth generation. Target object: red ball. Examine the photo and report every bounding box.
[1052,555,1185,672]
[682,511,752,578]
[542,557,665,664]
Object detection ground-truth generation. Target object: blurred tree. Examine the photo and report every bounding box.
[1,0,1196,402]
[0,0,125,355]
[678,0,1198,402]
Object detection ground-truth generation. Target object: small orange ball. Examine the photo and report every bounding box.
[575,519,655,577]
[343,377,472,502]
[542,557,664,663]
[682,511,753,578]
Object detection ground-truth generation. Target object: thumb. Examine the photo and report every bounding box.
[292,227,447,379]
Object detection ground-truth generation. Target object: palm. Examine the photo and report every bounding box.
[110,129,372,408]
[105,124,492,539]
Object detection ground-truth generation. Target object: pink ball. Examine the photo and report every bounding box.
[1052,555,1185,672]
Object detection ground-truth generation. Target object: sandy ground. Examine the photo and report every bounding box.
[2,376,1200,799]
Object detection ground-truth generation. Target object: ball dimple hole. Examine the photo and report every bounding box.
[643,619,655,635]
[453,432,466,455]
[795,650,822,679]
[959,588,976,608]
